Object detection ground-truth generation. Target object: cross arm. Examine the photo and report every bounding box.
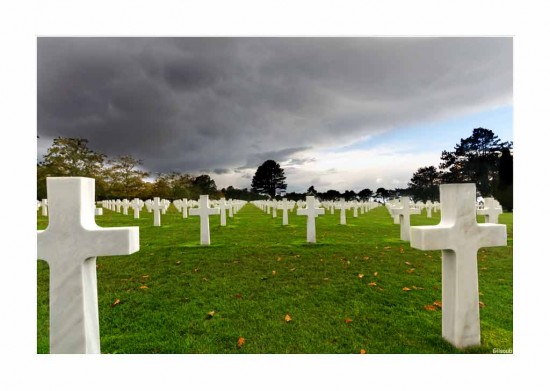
[84,227,140,257]
[410,225,453,251]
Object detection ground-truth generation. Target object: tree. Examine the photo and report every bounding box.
[251,160,287,197]
[306,185,317,196]
[408,166,441,202]
[375,188,389,204]
[322,189,341,201]
[41,137,106,177]
[38,137,106,199]
[439,128,512,196]
[343,190,357,201]
[358,188,373,201]
[493,147,513,211]
[193,174,218,198]
[103,155,149,199]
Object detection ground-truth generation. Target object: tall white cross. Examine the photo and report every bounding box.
[219,197,228,226]
[477,197,502,224]
[279,197,292,226]
[272,200,278,218]
[115,199,122,213]
[181,198,189,218]
[130,198,143,219]
[228,199,234,218]
[41,199,48,216]
[150,197,163,226]
[296,196,325,243]
[37,177,139,353]
[410,183,507,348]
[391,196,420,241]
[189,195,220,245]
[335,198,348,225]
[121,199,131,215]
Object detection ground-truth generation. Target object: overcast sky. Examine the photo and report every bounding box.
[37,37,512,192]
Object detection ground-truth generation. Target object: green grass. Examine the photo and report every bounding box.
[37,204,513,354]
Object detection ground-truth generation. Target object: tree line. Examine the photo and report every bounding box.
[37,137,267,201]
[38,127,512,210]
[249,128,513,211]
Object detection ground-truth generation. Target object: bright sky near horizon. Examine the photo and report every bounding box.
[37,37,512,193]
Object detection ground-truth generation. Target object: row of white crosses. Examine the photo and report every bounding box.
[37,178,507,352]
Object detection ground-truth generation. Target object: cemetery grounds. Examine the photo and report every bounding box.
[37,204,513,353]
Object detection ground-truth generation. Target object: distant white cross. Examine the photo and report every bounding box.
[410,183,507,348]
[37,177,139,353]
[335,198,348,225]
[219,197,228,226]
[150,197,164,226]
[390,196,420,241]
[477,197,502,224]
[296,196,325,243]
[130,198,143,219]
[189,195,220,245]
[41,199,48,216]
[121,199,130,215]
[272,200,278,218]
[181,198,189,218]
[279,197,292,226]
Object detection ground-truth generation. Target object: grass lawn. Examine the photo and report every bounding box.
[36,203,513,354]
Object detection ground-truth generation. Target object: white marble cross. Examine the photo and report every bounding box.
[130,198,143,219]
[150,197,163,226]
[41,199,48,216]
[335,198,348,225]
[352,201,359,218]
[189,195,220,245]
[426,200,434,218]
[477,197,502,224]
[181,198,189,218]
[219,197,228,226]
[278,197,292,226]
[410,183,507,348]
[391,196,420,241]
[121,199,130,215]
[115,199,122,213]
[296,196,325,243]
[272,200,278,218]
[37,177,139,354]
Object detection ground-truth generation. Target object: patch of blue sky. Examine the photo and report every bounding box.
[326,105,513,155]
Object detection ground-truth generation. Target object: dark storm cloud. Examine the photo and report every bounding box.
[37,37,512,176]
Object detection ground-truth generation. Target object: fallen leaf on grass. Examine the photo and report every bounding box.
[111,299,121,307]
[237,336,245,348]
[479,301,486,308]
[323,277,330,281]
[141,275,150,279]
[139,285,148,289]
[194,268,199,273]
[373,272,378,277]
[358,274,364,279]
[405,261,412,266]
[384,246,391,249]
[402,287,412,291]
[176,261,181,265]
[344,318,353,324]
[360,349,367,354]
[235,293,243,299]
[424,305,437,311]
[406,268,415,274]
[433,301,442,308]
[368,282,377,286]
[399,246,404,253]
[290,268,296,272]
[412,286,424,290]
[277,257,282,261]
[202,277,209,281]
[285,314,292,323]
[272,270,277,276]
[363,256,370,261]
[206,311,216,319]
